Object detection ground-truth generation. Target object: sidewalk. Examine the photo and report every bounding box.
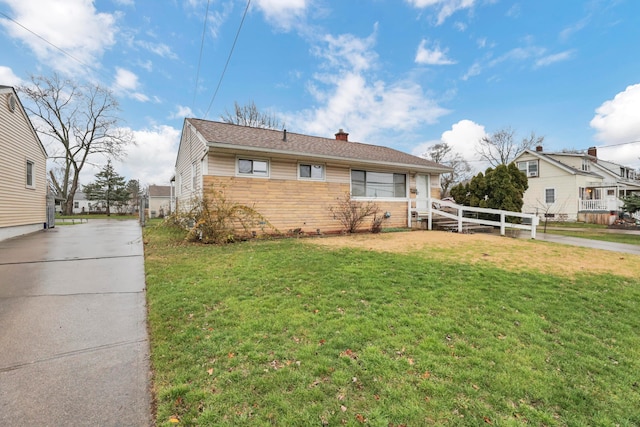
[530,232,640,256]
[0,220,152,426]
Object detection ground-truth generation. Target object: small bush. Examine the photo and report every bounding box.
[329,192,381,233]
[168,184,275,244]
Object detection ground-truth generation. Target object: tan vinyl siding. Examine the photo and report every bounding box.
[174,121,206,209]
[0,90,47,229]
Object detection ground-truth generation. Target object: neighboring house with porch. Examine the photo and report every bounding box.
[173,119,450,234]
[0,86,48,241]
[513,146,640,224]
[148,185,171,218]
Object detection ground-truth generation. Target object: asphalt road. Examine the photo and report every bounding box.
[0,220,152,426]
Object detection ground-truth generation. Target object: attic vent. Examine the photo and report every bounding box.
[7,93,16,113]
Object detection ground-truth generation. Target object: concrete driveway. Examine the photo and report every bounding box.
[0,220,152,426]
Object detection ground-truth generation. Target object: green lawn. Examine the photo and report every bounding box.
[144,224,640,426]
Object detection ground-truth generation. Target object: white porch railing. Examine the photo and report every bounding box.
[422,198,539,239]
[579,199,618,211]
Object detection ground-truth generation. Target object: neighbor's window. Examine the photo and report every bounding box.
[238,158,269,176]
[299,163,325,180]
[26,160,34,188]
[582,159,591,172]
[74,201,79,208]
[517,160,538,177]
[545,188,556,204]
[351,170,406,198]
[607,189,615,196]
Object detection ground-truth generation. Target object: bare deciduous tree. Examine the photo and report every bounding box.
[423,143,472,197]
[19,73,133,215]
[477,127,543,167]
[221,101,284,130]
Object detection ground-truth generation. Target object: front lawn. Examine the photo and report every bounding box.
[144,225,640,426]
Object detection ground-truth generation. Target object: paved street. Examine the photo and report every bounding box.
[0,220,152,426]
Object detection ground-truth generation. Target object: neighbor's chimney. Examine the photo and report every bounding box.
[335,129,349,141]
[535,145,543,152]
[587,146,597,160]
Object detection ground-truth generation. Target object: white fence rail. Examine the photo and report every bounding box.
[423,198,539,239]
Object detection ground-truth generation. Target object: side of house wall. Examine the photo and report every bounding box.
[174,122,205,211]
[203,154,416,233]
[521,157,582,221]
[149,197,171,218]
[0,90,47,239]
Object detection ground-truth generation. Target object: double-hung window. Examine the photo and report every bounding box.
[238,158,269,177]
[26,160,34,188]
[351,170,406,198]
[545,188,556,204]
[517,160,538,178]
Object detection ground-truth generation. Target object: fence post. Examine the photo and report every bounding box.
[458,207,463,233]
[500,212,505,236]
[531,215,538,239]
[427,198,433,230]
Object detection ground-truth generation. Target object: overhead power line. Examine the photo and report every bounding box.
[0,10,94,72]
[204,0,251,119]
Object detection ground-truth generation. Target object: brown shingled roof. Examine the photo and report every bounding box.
[187,119,450,172]
[148,185,171,197]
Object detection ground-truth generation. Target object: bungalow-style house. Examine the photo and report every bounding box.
[173,119,450,234]
[148,185,171,218]
[0,86,48,241]
[513,146,640,224]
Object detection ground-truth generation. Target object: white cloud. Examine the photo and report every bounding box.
[135,40,178,59]
[0,0,117,76]
[406,0,477,25]
[0,66,23,86]
[590,84,640,149]
[412,119,487,169]
[113,67,149,102]
[254,0,309,31]
[415,39,456,65]
[114,125,181,186]
[170,105,194,120]
[285,29,449,144]
[534,50,575,68]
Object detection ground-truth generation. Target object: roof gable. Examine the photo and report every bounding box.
[186,119,451,172]
[0,86,48,158]
[515,149,601,178]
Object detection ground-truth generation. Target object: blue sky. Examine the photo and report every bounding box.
[1,0,639,186]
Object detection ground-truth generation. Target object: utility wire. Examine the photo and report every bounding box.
[204,0,251,119]
[596,140,640,149]
[0,10,95,73]
[192,0,211,110]
[0,10,137,95]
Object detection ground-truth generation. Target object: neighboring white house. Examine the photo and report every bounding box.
[513,146,640,224]
[148,185,171,218]
[0,86,49,241]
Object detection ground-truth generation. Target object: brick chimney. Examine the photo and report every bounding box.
[335,129,349,141]
[535,145,543,152]
[587,146,597,159]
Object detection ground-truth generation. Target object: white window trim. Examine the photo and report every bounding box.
[236,156,270,178]
[544,187,556,204]
[26,159,35,189]
[297,162,326,181]
[517,160,538,178]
